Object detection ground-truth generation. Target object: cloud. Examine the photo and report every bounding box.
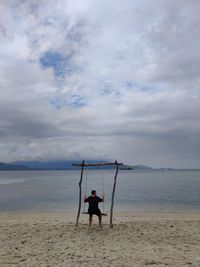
[0,0,200,168]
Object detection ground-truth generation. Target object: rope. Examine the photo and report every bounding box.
[83,163,106,213]
[83,167,88,212]
[101,162,105,212]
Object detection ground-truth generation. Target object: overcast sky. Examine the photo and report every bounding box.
[0,0,200,168]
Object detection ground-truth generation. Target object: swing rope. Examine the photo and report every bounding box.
[83,166,88,213]
[101,162,105,213]
[82,163,107,216]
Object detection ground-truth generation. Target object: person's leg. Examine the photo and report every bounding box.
[98,214,102,228]
[89,214,93,227]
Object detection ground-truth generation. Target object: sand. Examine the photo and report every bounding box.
[0,211,200,267]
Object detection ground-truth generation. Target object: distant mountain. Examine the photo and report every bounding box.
[134,164,153,170]
[11,160,73,170]
[0,162,28,170]
[1,161,172,171]
[120,164,134,170]
[10,160,112,170]
[120,164,153,170]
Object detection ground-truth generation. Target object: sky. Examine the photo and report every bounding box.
[0,0,200,168]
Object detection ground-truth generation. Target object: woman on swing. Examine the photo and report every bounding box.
[84,190,104,228]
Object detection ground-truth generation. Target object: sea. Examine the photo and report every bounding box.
[0,169,199,213]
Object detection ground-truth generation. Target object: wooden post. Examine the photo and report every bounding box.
[110,160,119,228]
[75,160,84,226]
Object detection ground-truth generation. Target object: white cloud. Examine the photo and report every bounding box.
[0,0,200,168]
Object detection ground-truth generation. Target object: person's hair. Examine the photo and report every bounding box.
[91,190,96,195]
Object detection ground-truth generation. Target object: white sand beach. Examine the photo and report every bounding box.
[0,212,200,267]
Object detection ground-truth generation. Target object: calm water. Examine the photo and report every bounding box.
[0,170,199,213]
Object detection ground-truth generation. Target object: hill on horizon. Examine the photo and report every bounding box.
[0,162,28,170]
[8,160,114,170]
[3,160,190,171]
[0,160,155,170]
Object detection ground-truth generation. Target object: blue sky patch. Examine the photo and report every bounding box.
[99,81,113,96]
[50,97,67,110]
[40,51,73,77]
[124,80,166,92]
[51,94,87,110]
[69,94,87,108]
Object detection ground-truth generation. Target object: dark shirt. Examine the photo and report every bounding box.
[84,196,103,214]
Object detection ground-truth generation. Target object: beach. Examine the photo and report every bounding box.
[0,212,199,267]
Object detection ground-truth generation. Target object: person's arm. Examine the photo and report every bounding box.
[84,195,88,202]
[98,195,104,202]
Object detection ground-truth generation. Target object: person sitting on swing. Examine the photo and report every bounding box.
[84,190,104,228]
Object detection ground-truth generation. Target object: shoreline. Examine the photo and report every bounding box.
[0,210,199,224]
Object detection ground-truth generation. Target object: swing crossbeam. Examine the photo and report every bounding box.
[72,162,123,167]
[74,160,123,227]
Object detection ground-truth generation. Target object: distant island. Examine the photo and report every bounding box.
[0,160,177,171]
[0,162,28,170]
[121,164,153,170]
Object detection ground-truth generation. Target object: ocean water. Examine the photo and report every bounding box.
[0,169,199,213]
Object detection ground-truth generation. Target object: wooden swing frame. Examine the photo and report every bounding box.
[72,160,123,228]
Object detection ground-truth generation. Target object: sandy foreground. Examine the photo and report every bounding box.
[0,211,200,267]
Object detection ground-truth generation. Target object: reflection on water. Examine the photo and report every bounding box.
[0,178,25,185]
[0,170,199,212]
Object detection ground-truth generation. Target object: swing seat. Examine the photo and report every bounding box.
[81,211,107,216]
